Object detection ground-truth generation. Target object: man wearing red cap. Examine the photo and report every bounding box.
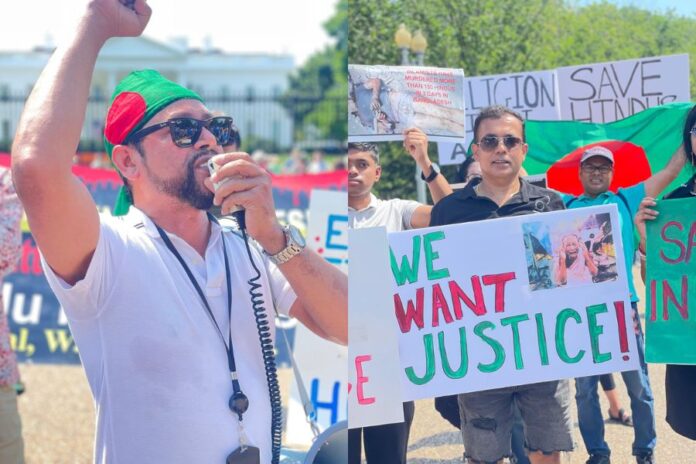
[11,1,346,463]
[561,145,684,464]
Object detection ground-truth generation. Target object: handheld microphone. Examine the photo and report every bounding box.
[207,158,246,229]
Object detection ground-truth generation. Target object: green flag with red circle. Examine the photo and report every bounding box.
[523,102,694,196]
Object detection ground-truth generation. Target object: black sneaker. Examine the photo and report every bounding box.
[636,454,655,464]
[586,455,611,464]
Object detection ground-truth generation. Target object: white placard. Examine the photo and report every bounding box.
[438,69,559,166]
[285,189,348,446]
[557,54,690,123]
[285,324,348,445]
[306,189,348,272]
[347,227,405,429]
[349,205,639,416]
[437,139,470,166]
[385,205,639,403]
[349,64,466,143]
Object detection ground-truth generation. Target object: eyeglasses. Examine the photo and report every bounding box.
[477,135,523,151]
[581,164,613,174]
[125,116,236,148]
[690,127,696,136]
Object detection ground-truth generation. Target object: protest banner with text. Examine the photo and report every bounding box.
[348,64,466,143]
[388,205,638,401]
[438,70,559,165]
[557,54,690,124]
[645,197,696,364]
[286,190,348,445]
[348,227,405,429]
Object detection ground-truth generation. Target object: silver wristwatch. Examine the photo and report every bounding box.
[266,224,306,265]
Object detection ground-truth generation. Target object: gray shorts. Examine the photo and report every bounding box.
[458,379,574,463]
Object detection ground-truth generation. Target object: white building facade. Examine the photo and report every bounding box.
[0,36,295,149]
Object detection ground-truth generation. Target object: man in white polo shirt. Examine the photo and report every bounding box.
[10,2,346,463]
[347,129,452,463]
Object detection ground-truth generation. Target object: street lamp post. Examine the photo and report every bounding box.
[393,24,429,203]
[411,30,427,66]
[394,24,412,66]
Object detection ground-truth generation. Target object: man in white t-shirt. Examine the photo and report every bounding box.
[348,129,452,231]
[347,131,452,463]
[10,2,346,463]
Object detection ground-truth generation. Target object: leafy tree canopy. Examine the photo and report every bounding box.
[349,0,696,199]
[284,0,347,143]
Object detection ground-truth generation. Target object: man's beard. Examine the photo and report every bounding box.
[145,150,214,210]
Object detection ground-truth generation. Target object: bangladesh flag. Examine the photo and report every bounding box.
[524,102,694,196]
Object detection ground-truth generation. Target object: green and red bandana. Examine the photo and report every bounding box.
[103,69,203,216]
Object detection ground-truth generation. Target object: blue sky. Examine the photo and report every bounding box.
[574,0,696,17]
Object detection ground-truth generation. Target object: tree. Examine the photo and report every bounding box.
[283,0,347,143]
[349,0,696,199]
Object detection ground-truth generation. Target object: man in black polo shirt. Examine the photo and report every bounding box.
[430,105,572,464]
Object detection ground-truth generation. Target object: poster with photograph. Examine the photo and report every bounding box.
[348,64,466,143]
[389,205,639,400]
[381,205,637,404]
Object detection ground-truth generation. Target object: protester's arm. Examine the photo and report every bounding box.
[634,196,658,283]
[402,127,453,229]
[208,153,347,345]
[643,146,687,198]
[410,205,434,229]
[282,254,346,345]
[11,0,151,285]
[404,128,453,204]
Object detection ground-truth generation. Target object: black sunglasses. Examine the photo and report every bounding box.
[477,135,523,151]
[125,116,236,148]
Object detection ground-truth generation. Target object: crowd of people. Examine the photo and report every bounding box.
[348,104,696,464]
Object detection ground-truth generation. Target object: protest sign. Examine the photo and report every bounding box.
[305,189,348,272]
[645,197,696,364]
[286,189,348,445]
[348,64,466,143]
[285,325,348,445]
[0,153,347,364]
[348,227,405,429]
[557,54,690,123]
[438,69,559,165]
[387,205,638,402]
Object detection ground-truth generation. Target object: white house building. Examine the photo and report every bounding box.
[0,36,295,149]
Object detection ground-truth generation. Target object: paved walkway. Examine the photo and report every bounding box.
[408,363,696,463]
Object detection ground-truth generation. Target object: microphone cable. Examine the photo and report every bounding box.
[232,210,283,464]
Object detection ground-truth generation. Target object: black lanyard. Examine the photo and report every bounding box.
[154,215,249,421]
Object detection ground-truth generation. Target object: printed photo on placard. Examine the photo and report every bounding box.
[523,212,617,292]
[348,64,466,142]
